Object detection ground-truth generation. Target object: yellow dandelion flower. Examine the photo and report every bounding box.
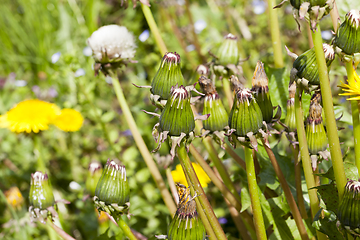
[171,163,211,188]
[5,187,24,210]
[339,69,360,100]
[0,99,61,133]
[54,108,84,132]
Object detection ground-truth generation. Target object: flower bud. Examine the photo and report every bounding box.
[334,10,360,56]
[5,187,24,210]
[337,180,360,236]
[151,52,185,107]
[251,61,273,123]
[167,183,206,240]
[305,92,328,169]
[85,161,103,197]
[216,34,239,66]
[291,44,335,89]
[159,85,195,136]
[284,82,297,132]
[29,172,57,223]
[94,160,130,218]
[199,76,228,132]
[228,88,263,149]
[229,88,263,137]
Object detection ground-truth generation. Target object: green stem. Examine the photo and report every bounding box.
[203,137,241,203]
[141,4,168,55]
[267,0,284,68]
[222,77,233,111]
[262,140,309,240]
[47,220,75,240]
[183,170,217,240]
[111,76,176,216]
[295,87,327,240]
[177,143,227,240]
[117,216,137,240]
[189,144,256,238]
[311,25,347,199]
[33,134,46,172]
[244,146,267,240]
[345,62,360,175]
[291,145,308,219]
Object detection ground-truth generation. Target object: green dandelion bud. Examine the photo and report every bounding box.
[284,82,297,132]
[150,52,185,107]
[29,172,57,223]
[334,10,360,60]
[160,85,195,136]
[291,43,335,90]
[251,61,273,123]
[305,92,328,170]
[167,183,206,240]
[216,33,239,66]
[199,76,228,132]
[85,161,103,197]
[228,88,264,149]
[94,160,130,218]
[338,180,360,236]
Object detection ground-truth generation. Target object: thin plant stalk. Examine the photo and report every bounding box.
[267,0,284,68]
[141,4,168,55]
[295,87,327,240]
[177,142,227,240]
[117,217,137,240]
[184,0,207,63]
[291,145,308,219]
[189,144,255,231]
[166,168,179,204]
[183,172,217,240]
[213,168,253,240]
[33,134,46,172]
[47,220,76,240]
[345,62,360,174]
[161,8,197,67]
[111,75,176,216]
[223,77,233,110]
[202,137,241,203]
[262,139,310,240]
[225,143,246,169]
[244,146,267,240]
[311,25,347,199]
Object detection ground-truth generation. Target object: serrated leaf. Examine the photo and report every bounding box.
[314,183,339,213]
[312,209,346,240]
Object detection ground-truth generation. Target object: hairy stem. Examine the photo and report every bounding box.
[311,25,347,199]
[177,143,227,240]
[244,146,267,240]
[295,87,327,240]
[141,4,168,55]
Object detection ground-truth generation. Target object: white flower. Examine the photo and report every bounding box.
[87,25,136,63]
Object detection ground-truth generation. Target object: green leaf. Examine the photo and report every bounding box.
[314,183,339,213]
[312,209,346,240]
[265,66,289,119]
[316,162,359,182]
[240,187,251,212]
[334,105,352,125]
[101,111,116,123]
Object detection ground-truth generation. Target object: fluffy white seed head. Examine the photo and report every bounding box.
[87,25,136,62]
